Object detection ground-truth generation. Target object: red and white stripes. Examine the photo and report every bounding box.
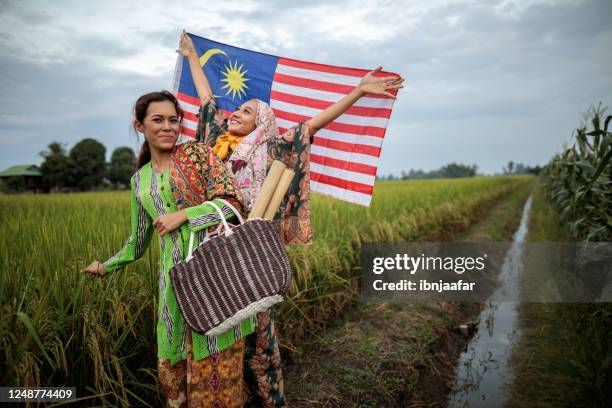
[176,92,200,139]
[270,57,396,206]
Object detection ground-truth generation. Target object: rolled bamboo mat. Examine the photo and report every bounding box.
[263,168,295,220]
[248,160,286,220]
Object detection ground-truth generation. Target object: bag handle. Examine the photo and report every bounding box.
[186,228,209,261]
[185,199,245,260]
[203,199,244,239]
[214,198,245,225]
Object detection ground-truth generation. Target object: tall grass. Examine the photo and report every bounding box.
[0,176,529,406]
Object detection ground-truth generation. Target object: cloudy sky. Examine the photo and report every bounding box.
[0,0,610,176]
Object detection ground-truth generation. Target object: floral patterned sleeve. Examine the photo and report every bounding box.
[267,122,313,244]
[269,122,311,181]
[182,143,246,232]
[194,98,228,148]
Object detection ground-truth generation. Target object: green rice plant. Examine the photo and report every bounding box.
[0,176,529,405]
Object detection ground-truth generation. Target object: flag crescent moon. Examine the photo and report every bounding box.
[199,48,228,67]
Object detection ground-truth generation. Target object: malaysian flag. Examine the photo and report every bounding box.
[172,32,399,206]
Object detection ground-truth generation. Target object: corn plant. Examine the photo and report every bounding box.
[542,103,612,241]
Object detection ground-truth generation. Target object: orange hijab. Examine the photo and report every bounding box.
[212,131,246,160]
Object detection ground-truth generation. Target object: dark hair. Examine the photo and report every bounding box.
[134,90,184,168]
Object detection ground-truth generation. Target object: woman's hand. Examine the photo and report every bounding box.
[358,66,404,99]
[80,260,107,278]
[177,30,196,58]
[154,211,187,236]
[305,66,404,133]
[180,30,214,101]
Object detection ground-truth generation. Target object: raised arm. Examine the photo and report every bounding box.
[305,66,404,134]
[177,30,213,103]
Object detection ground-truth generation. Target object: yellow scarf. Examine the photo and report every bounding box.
[213,132,245,160]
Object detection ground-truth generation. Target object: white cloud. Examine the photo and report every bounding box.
[108,46,176,77]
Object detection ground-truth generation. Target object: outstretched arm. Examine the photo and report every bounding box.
[81,177,153,277]
[177,30,213,103]
[305,66,404,134]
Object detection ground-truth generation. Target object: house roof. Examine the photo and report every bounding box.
[0,164,42,177]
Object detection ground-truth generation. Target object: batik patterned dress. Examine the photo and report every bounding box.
[103,140,255,407]
[195,99,314,407]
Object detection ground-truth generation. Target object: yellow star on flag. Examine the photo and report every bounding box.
[220,60,250,100]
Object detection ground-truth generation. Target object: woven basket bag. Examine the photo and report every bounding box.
[169,199,292,336]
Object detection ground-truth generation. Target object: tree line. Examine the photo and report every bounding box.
[40,138,136,192]
[10,139,545,191]
[377,161,542,181]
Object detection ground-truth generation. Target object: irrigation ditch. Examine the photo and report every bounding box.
[447,196,532,407]
[284,180,534,407]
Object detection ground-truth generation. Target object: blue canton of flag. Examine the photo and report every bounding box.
[177,35,278,113]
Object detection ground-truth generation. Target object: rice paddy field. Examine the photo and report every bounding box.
[0,175,531,406]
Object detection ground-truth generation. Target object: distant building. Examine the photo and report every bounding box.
[0,164,43,193]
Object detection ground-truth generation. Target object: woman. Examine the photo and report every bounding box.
[178,32,404,407]
[81,90,252,407]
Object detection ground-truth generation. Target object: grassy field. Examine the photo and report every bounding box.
[0,175,530,406]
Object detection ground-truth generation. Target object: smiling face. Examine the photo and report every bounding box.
[228,99,258,136]
[134,100,181,152]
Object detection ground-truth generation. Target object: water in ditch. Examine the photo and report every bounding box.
[448,196,533,407]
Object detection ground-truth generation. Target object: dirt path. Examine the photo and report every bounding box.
[282,182,532,407]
